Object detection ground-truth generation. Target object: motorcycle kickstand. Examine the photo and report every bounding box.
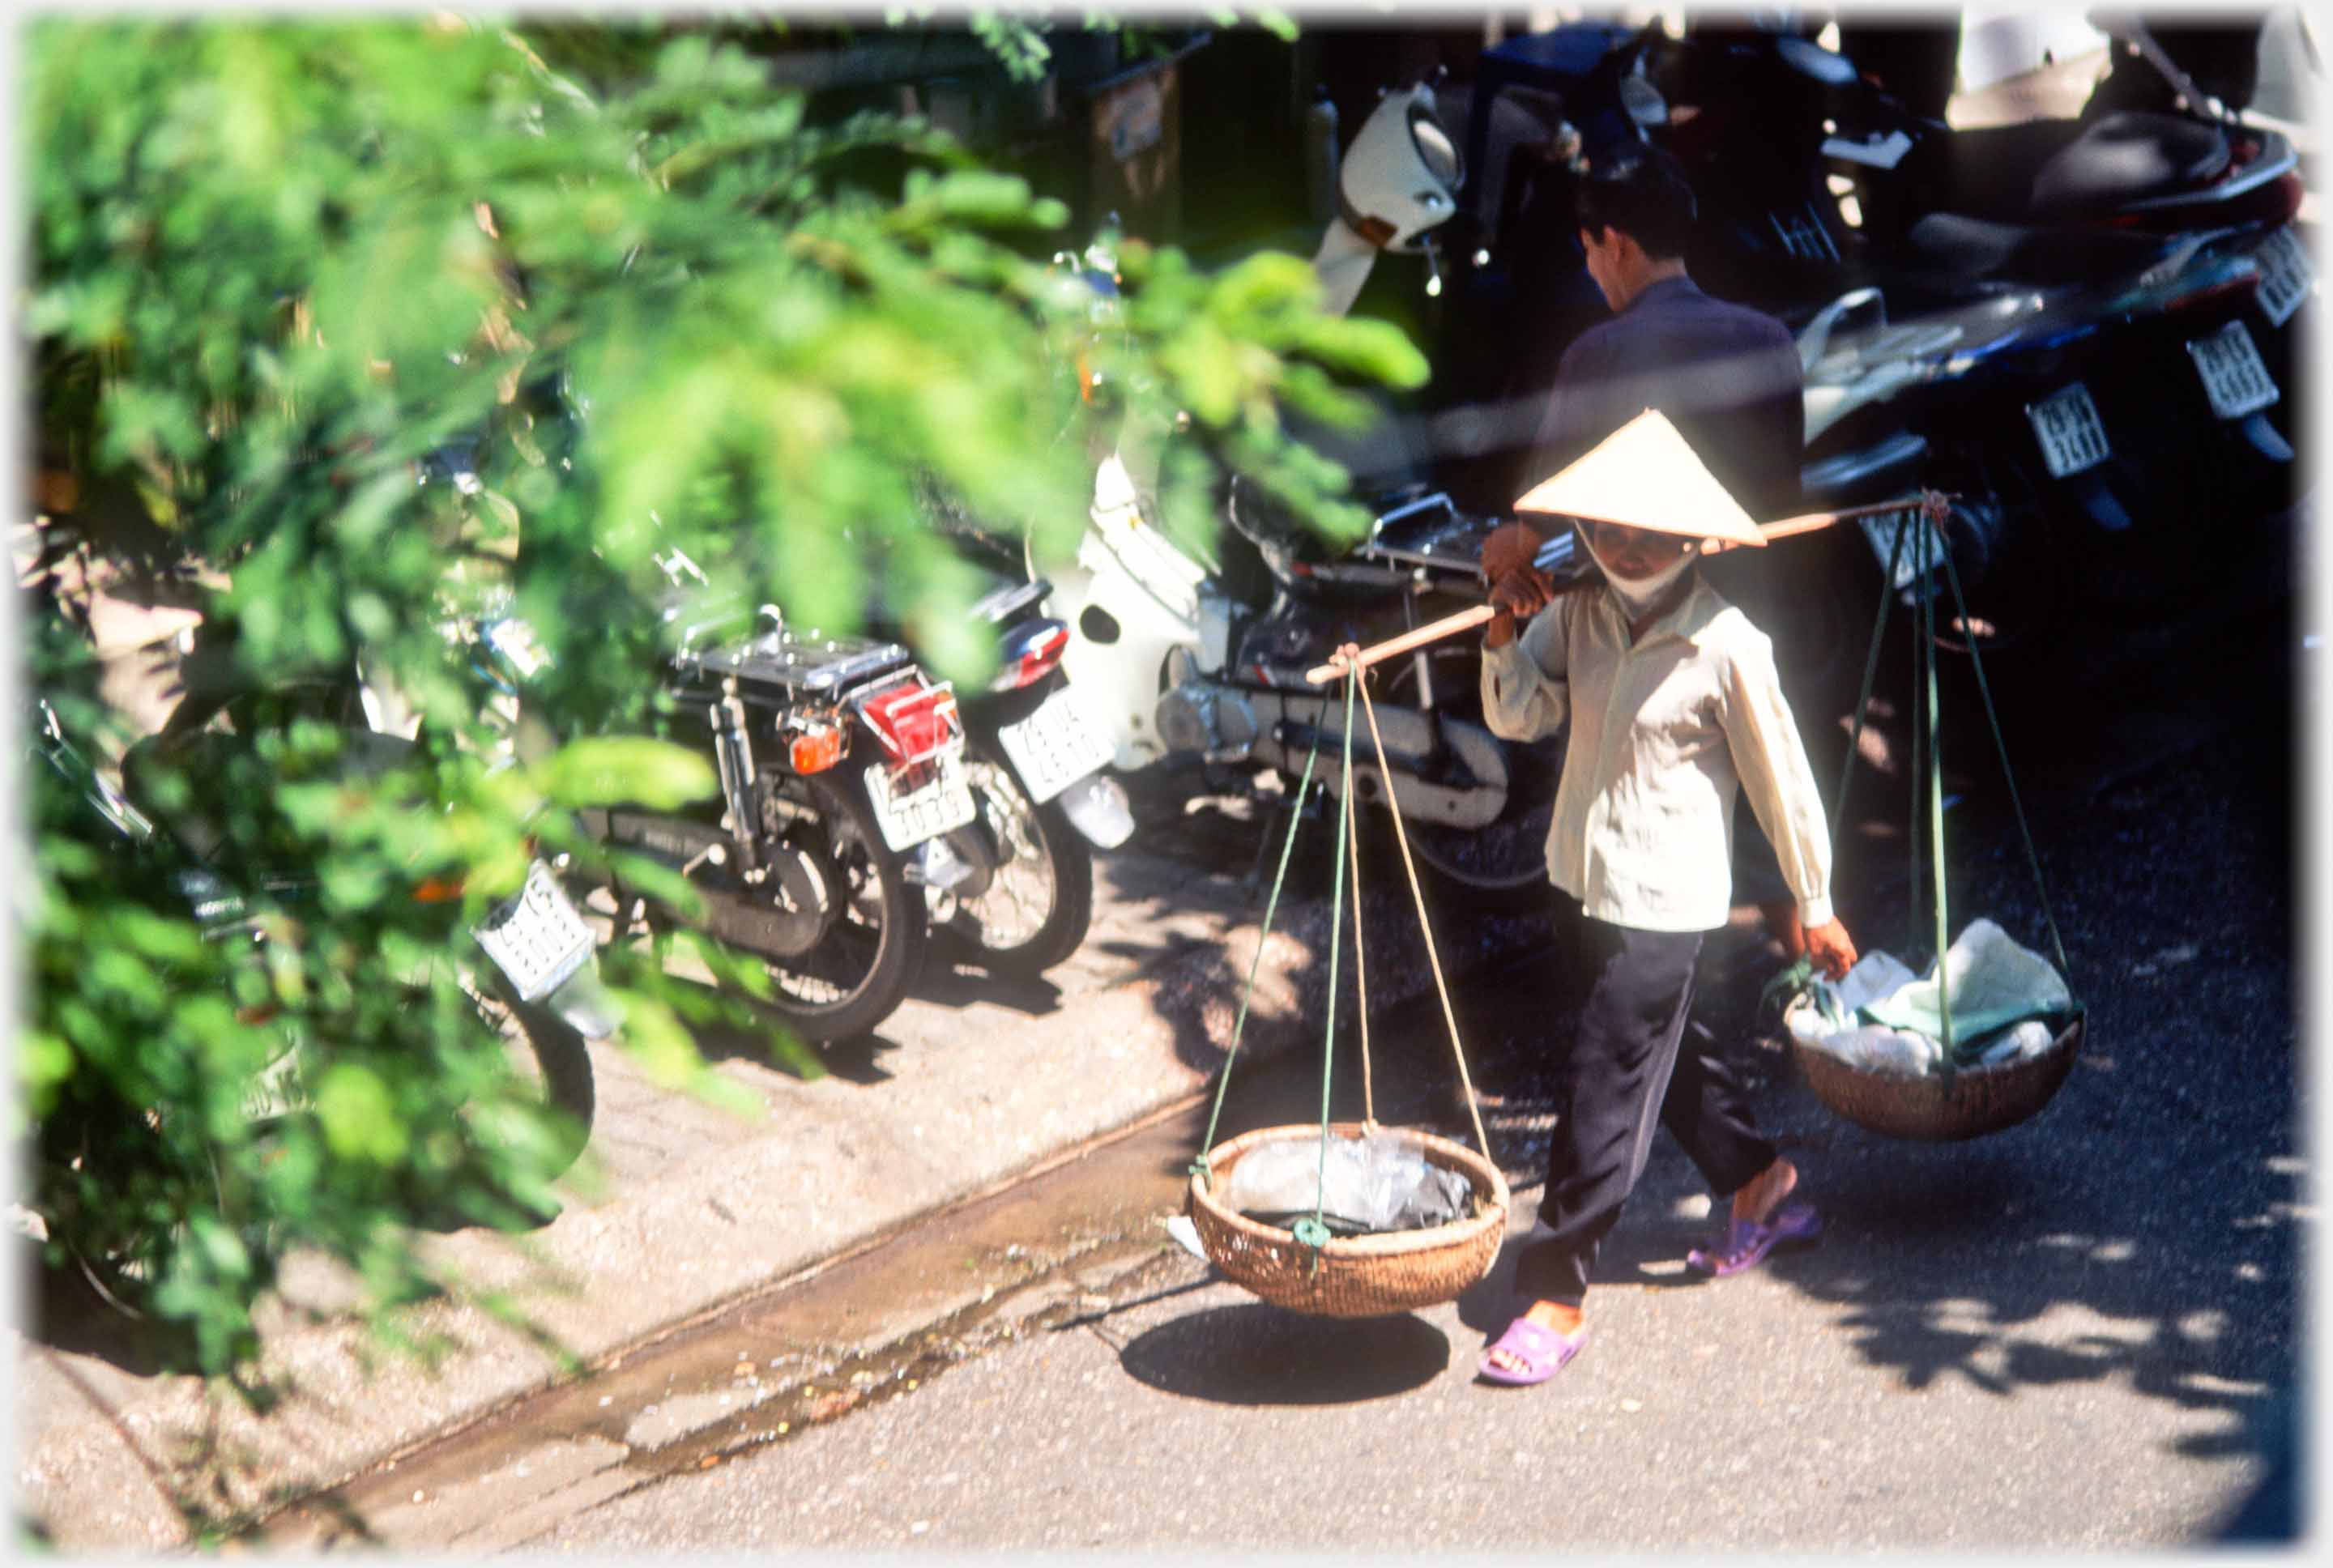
[1239,777,1321,901]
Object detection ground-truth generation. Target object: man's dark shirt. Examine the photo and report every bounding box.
[1527,275,1805,521]
[1521,272,1809,910]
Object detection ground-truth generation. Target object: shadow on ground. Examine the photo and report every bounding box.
[1119,1305,1449,1406]
[1138,517,2302,1534]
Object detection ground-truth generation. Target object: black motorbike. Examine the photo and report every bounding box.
[29,692,609,1316]
[1434,17,2306,648]
[864,528,1132,978]
[547,568,976,1047]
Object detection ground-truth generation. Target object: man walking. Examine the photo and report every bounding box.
[1517,144,1805,523]
[1491,143,1822,952]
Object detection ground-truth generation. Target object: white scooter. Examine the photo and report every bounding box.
[1028,89,1572,905]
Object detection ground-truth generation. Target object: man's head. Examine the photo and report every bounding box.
[1574,146,1699,309]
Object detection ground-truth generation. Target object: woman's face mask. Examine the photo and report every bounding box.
[1576,519,1698,616]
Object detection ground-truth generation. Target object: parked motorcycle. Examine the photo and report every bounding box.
[1794,199,2304,641]
[1009,100,1567,902]
[1434,16,2307,643]
[32,691,612,1314]
[1032,405,1572,903]
[862,529,1132,978]
[530,560,970,1047]
[1637,16,2302,296]
[502,361,1130,990]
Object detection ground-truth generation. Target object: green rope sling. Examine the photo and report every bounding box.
[1803,493,2081,1085]
[1191,647,1497,1270]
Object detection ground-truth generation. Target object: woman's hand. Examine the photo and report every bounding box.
[1480,521,1548,585]
[1804,917,1859,982]
[1484,567,1555,648]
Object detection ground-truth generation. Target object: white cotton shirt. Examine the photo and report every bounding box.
[1480,573,1836,934]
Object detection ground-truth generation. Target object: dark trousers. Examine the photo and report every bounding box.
[1514,911,1778,1308]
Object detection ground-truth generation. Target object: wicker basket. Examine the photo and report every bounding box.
[1187,1122,1512,1318]
[1792,1013,2083,1143]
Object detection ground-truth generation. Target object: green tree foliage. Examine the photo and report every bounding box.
[22,15,1424,1380]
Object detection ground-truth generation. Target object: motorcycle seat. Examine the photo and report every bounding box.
[1898,211,2180,285]
[122,726,418,866]
[1935,111,2230,223]
[2028,110,2231,217]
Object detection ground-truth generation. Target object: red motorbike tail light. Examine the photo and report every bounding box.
[2267,172,2305,226]
[858,679,960,765]
[2164,271,2259,315]
[991,620,1072,691]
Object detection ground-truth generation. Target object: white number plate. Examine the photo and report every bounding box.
[2025,383,2111,479]
[1857,508,1947,591]
[241,1043,311,1122]
[1821,130,1913,169]
[996,688,1115,804]
[2255,226,2312,328]
[473,859,596,1003]
[865,746,977,852]
[2186,319,2280,420]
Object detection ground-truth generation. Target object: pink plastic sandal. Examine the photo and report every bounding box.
[1687,1199,1822,1277]
[1477,1317,1590,1387]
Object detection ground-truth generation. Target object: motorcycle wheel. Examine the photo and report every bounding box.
[1374,644,1562,914]
[750,767,929,1044]
[932,744,1094,978]
[1921,460,2069,659]
[465,978,597,1181]
[41,979,598,1332]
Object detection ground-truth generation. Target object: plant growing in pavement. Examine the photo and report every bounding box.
[19,15,1426,1382]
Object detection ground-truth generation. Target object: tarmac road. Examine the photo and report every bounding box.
[524,505,2305,1552]
[26,506,2305,1553]
[15,296,2310,1551]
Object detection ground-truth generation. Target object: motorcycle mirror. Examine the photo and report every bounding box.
[1620,73,1669,126]
[2103,14,2238,123]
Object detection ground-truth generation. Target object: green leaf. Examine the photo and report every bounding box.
[1294,315,1431,389]
[23,8,1433,1383]
[535,738,717,811]
[615,995,712,1092]
[19,1032,76,1106]
[188,1212,253,1280]
[316,1063,410,1163]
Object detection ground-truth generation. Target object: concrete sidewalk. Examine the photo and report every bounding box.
[11,603,1562,1551]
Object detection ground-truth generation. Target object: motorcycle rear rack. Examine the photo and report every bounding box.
[681,628,915,698]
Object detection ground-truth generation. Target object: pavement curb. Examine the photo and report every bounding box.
[15,873,1544,1550]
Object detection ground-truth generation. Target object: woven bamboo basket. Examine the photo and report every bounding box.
[1792,1014,2083,1143]
[1187,1122,1512,1317]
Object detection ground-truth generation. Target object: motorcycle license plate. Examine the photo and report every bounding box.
[1857,508,1947,591]
[240,1044,310,1122]
[2025,383,2111,479]
[473,859,596,1003]
[2254,227,2312,328]
[2185,320,2280,421]
[864,748,977,852]
[996,688,1115,804]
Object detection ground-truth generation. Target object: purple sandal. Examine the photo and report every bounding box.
[1687,1200,1823,1278]
[1477,1317,1590,1387]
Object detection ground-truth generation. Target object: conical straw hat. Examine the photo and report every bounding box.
[1512,407,1767,548]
